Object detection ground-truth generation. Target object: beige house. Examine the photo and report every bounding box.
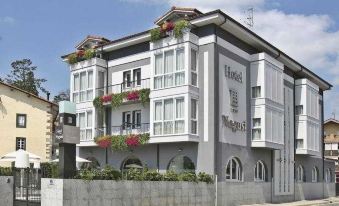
[0,81,58,166]
[324,118,339,181]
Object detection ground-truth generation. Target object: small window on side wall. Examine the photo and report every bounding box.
[16,114,27,128]
[16,137,26,150]
[296,105,303,115]
[252,86,261,98]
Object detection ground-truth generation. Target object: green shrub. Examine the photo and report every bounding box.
[84,49,96,59]
[174,20,189,38]
[197,172,214,184]
[125,168,143,181]
[143,170,163,181]
[67,53,78,64]
[75,169,102,181]
[0,167,12,176]
[41,162,58,178]
[163,170,179,181]
[179,172,197,182]
[101,166,121,180]
[150,27,162,42]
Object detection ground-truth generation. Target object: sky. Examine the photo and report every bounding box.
[0,0,338,119]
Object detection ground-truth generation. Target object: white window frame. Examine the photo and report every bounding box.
[252,118,261,140]
[191,98,198,135]
[225,157,242,182]
[297,165,304,182]
[252,86,261,98]
[312,167,318,182]
[191,49,198,87]
[325,168,332,183]
[153,48,186,90]
[254,160,266,182]
[153,97,185,136]
[72,70,94,103]
[77,110,93,141]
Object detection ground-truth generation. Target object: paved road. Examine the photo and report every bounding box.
[245,197,339,205]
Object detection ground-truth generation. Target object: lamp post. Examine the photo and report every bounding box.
[15,150,29,200]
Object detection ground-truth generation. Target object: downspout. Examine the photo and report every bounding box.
[321,90,325,198]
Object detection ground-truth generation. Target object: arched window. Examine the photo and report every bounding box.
[297,165,305,182]
[325,168,332,183]
[226,157,242,181]
[121,156,143,171]
[81,156,100,169]
[312,167,319,182]
[254,160,266,182]
[167,155,195,173]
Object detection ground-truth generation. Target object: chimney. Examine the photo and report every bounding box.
[47,92,50,101]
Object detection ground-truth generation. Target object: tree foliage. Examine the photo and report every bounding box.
[5,59,48,96]
[53,89,70,103]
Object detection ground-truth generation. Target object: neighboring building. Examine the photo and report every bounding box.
[63,7,335,203]
[324,118,339,181]
[0,81,58,166]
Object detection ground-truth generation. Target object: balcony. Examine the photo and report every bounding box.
[96,78,150,96]
[96,123,150,137]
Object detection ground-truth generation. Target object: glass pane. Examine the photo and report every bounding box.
[176,49,184,71]
[164,50,174,73]
[154,123,162,135]
[88,71,93,89]
[164,122,173,134]
[175,72,185,85]
[79,113,85,128]
[191,49,197,71]
[191,120,197,134]
[80,91,86,102]
[252,129,261,140]
[87,90,93,100]
[154,102,162,121]
[87,111,92,127]
[74,74,79,91]
[164,74,173,87]
[154,76,163,89]
[73,93,78,103]
[191,72,197,86]
[98,72,105,88]
[80,72,87,90]
[253,118,261,127]
[164,99,173,120]
[176,98,184,119]
[175,120,185,133]
[168,155,195,173]
[191,99,197,119]
[155,54,163,75]
[86,129,92,140]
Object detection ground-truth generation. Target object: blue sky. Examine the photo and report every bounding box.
[0,0,338,119]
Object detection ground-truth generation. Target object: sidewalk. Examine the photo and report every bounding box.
[245,197,339,205]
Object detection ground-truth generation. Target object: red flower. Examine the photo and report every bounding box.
[96,136,111,148]
[77,50,85,58]
[161,21,174,32]
[101,95,112,103]
[126,91,140,101]
[125,134,140,147]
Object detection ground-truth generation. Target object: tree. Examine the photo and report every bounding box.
[5,59,48,96]
[53,89,70,103]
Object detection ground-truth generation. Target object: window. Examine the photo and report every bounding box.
[16,114,27,128]
[254,161,266,182]
[77,110,93,141]
[252,118,261,140]
[325,168,332,183]
[167,155,195,173]
[153,97,185,135]
[191,99,198,134]
[122,111,132,129]
[296,105,303,115]
[133,68,141,86]
[252,86,261,98]
[154,49,185,89]
[226,157,242,181]
[296,139,304,149]
[191,49,198,86]
[312,167,318,182]
[133,110,142,128]
[297,165,305,182]
[121,156,143,171]
[123,70,132,88]
[16,137,26,150]
[72,70,94,103]
[97,71,105,97]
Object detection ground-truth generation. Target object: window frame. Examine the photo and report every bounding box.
[325,168,332,183]
[16,137,26,150]
[251,86,261,98]
[252,118,261,140]
[72,70,94,103]
[191,99,198,135]
[296,105,304,115]
[153,48,186,90]
[16,114,27,128]
[311,167,318,183]
[190,49,198,87]
[297,165,305,182]
[254,160,266,182]
[225,157,242,182]
[77,110,93,141]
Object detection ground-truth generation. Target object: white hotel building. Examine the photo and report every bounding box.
[63,7,335,203]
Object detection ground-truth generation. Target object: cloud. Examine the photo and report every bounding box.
[0,16,15,24]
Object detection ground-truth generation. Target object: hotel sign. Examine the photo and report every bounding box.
[222,115,246,132]
[225,65,243,83]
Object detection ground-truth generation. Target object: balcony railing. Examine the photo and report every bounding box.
[95,123,150,137]
[96,78,150,96]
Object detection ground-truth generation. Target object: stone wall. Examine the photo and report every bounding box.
[41,178,336,206]
[41,178,215,206]
[0,176,13,206]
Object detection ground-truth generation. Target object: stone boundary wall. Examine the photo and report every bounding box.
[0,176,13,206]
[41,179,336,206]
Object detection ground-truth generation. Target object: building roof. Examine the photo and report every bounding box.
[62,7,332,90]
[325,118,339,125]
[154,6,203,25]
[75,35,110,49]
[0,81,58,106]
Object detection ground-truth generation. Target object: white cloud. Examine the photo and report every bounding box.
[0,16,15,24]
